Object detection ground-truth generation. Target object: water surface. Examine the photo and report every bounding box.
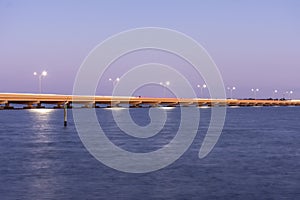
[0,107,299,199]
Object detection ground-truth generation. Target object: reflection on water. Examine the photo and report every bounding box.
[199,106,210,109]
[158,106,176,110]
[28,108,55,115]
[103,107,128,111]
[27,109,56,143]
[28,109,55,123]
[228,106,240,108]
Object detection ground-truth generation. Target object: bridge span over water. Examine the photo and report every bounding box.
[0,93,300,109]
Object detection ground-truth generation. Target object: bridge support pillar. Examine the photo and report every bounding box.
[4,103,14,109]
[54,103,64,109]
[129,103,142,108]
[67,102,72,109]
[107,103,120,108]
[82,103,95,108]
[92,103,100,108]
[23,104,35,109]
[149,103,159,108]
[36,103,45,109]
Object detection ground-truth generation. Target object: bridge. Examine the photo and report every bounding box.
[0,93,300,109]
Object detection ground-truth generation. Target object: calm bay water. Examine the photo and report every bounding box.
[0,107,299,199]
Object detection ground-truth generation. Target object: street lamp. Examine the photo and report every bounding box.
[251,88,259,100]
[272,89,278,100]
[197,84,207,98]
[109,77,120,88]
[227,86,236,99]
[287,90,293,100]
[160,81,170,97]
[34,70,47,93]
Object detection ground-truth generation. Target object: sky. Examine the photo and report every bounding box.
[0,0,299,99]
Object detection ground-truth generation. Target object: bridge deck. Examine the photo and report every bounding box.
[0,93,299,109]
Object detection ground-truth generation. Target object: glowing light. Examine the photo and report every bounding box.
[198,84,206,88]
[42,70,47,76]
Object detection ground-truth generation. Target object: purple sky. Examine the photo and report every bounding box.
[0,0,299,99]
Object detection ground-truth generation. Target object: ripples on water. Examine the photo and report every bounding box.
[0,107,299,199]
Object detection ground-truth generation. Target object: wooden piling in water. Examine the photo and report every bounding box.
[64,102,67,127]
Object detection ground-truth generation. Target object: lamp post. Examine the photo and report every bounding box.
[227,86,236,99]
[283,91,293,100]
[160,81,170,97]
[34,70,47,94]
[109,77,120,88]
[287,91,293,100]
[197,84,207,98]
[251,88,259,100]
[272,90,278,100]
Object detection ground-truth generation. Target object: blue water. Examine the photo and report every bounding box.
[0,107,299,199]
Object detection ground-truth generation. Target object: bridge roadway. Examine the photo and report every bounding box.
[0,93,300,109]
